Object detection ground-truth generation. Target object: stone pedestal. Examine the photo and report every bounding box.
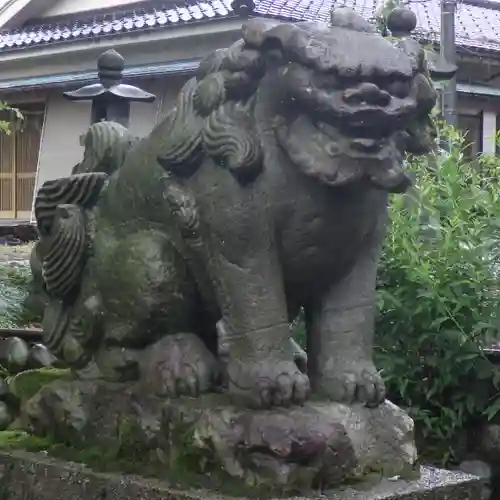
[0,451,486,500]
[17,378,420,494]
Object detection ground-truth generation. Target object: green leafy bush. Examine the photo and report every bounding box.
[375,122,500,464]
[0,262,35,329]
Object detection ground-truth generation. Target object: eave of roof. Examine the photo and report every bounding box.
[0,58,201,91]
[0,0,499,54]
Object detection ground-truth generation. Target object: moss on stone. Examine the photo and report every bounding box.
[8,368,71,403]
[0,409,413,498]
[0,424,280,498]
[0,431,52,452]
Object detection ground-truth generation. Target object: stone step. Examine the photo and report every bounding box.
[0,451,487,500]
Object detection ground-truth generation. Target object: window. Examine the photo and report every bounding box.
[0,102,45,220]
[457,113,482,160]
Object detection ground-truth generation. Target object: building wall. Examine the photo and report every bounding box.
[0,30,240,82]
[457,95,500,156]
[35,90,88,190]
[34,74,188,197]
[41,0,150,17]
[0,22,239,222]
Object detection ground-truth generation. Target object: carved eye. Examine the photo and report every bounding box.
[386,80,411,98]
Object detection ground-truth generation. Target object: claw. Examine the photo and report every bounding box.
[141,333,218,398]
[228,358,311,408]
[293,373,310,405]
[321,361,386,407]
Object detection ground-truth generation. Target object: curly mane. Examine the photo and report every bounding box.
[157,29,270,183]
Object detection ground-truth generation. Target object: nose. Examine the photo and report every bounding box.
[343,83,391,107]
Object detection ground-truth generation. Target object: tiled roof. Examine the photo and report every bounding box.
[411,0,500,52]
[0,0,236,50]
[255,0,500,53]
[0,0,500,53]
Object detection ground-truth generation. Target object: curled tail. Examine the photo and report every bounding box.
[32,121,138,368]
[73,121,138,176]
[35,172,108,237]
[32,173,108,366]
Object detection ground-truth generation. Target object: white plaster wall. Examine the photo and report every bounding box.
[156,75,187,120]
[127,79,163,138]
[482,110,497,155]
[41,0,149,18]
[35,91,89,191]
[456,95,498,155]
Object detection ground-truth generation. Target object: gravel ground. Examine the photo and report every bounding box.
[0,243,33,264]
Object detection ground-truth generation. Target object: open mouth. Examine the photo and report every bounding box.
[320,99,416,139]
[317,117,392,139]
[278,113,410,192]
[350,138,382,154]
[316,121,391,158]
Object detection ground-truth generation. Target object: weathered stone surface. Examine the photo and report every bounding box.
[0,337,29,373]
[466,423,500,498]
[474,422,500,460]
[459,460,491,480]
[19,377,416,493]
[458,460,491,499]
[0,452,486,500]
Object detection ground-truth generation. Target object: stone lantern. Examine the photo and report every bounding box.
[63,48,156,127]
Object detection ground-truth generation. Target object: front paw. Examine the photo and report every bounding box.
[320,361,386,408]
[227,357,310,408]
[141,333,219,397]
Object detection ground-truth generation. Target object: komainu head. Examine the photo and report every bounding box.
[158,8,442,191]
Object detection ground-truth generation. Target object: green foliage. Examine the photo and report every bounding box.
[291,310,306,348]
[0,102,22,136]
[375,121,500,465]
[0,430,51,452]
[0,263,36,329]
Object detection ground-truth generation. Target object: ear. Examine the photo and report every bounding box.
[241,18,282,48]
[242,20,304,62]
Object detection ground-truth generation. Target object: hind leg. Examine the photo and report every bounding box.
[91,229,219,394]
[91,327,220,397]
[94,228,198,345]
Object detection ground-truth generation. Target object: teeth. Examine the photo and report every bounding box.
[350,138,381,152]
[353,138,376,146]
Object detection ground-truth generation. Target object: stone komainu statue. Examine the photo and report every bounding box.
[32,11,440,409]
